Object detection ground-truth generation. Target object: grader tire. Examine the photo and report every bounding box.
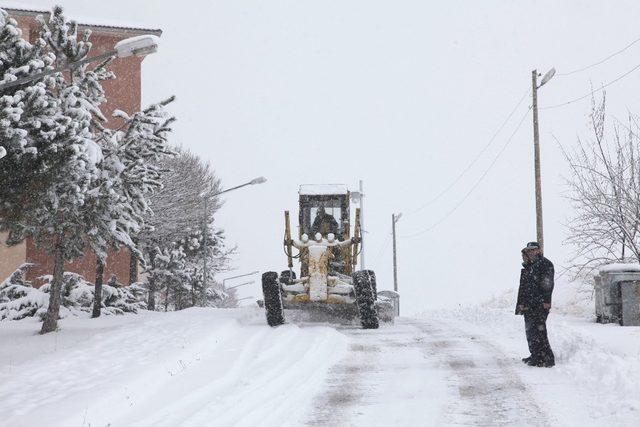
[363,269,377,300]
[353,270,379,329]
[262,272,285,327]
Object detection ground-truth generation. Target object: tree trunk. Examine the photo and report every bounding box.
[92,257,105,318]
[40,244,64,334]
[129,251,138,285]
[191,281,196,308]
[147,277,156,311]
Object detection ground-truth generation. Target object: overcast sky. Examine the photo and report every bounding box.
[9,0,640,314]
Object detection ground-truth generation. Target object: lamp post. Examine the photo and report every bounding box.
[531,67,555,250]
[201,178,267,291]
[0,35,159,92]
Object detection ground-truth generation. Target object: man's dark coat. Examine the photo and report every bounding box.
[515,255,554,315]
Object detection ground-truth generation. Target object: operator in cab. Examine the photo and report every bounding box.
[311,206,339,237]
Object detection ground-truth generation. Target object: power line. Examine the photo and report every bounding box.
[558,34,640,77]
[541,62,640,110]
[372,233,392,264]
[400,106,532,239]
[405,88,530,216]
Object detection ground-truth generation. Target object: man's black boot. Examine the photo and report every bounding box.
[521,356,532,364]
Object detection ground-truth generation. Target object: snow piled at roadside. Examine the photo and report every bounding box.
[421,282,640,425]
[0,307,347,427]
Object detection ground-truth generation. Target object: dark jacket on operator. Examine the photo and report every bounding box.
[515,255,554,315]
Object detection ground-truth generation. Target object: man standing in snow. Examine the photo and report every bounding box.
[515,242,555,367]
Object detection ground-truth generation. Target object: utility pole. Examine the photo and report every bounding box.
[531,69,544,249]
[531,68,555,250]
[392,214,398,292]
[392,213,402,314]
[359,179,366,269]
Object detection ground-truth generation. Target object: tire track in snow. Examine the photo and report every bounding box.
[306,318,549,426]
[305,320,445,426]
[410,320,549,426]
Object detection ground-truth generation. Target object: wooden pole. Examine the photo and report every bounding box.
[532,69,544,249]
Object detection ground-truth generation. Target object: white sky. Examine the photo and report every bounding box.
[8,1,640,314]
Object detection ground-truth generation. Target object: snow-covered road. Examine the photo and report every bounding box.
[306,318,546,426]
[1,305,639,426]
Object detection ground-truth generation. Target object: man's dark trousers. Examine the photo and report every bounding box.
[524,309,554,364]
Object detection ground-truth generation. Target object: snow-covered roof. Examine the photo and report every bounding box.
[299,184,348,196]
[597,263,640,274]
[1,5,162,36]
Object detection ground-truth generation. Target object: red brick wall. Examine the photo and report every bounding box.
[26,239,132,286]
[11,12,148,286]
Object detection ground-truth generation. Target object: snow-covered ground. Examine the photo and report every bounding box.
[0,308,347,426]
[422,307,640,425]
[1,287,639,426]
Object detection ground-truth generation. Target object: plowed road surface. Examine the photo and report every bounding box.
[305,318,547,426]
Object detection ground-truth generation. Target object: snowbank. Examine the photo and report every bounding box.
[0,307,347,426]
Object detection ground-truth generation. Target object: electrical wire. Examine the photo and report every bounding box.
[372,233,392,264]
[541,62,640,110]
[400,106,532,239]
[405,88,531,216]
[558,34,640,77]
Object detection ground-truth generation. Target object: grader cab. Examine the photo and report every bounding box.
[261,184,394,329]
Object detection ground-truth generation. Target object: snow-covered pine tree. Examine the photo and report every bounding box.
[0,8,61,220]
[38,7,176,319]
[0,6,176,328]
[145,245,189,311]
[0,8,100,334]
[37,7,113,320]
[85,99,176,317]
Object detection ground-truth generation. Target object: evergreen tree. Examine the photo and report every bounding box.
[0,8,99,334]
[0,7,176,331]
[86,99,176,317]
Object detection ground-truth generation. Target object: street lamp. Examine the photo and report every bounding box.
[211,176,267,197]
[531,67,555,250]
[201,178,267,291]
[0,35,159,92]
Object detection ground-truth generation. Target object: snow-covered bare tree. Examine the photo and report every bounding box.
[562,93,640,279]
[141,148,230,310]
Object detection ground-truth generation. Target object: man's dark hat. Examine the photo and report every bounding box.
[522,241,541,252]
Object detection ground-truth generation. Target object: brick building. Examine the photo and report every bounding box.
[0,7,161,285]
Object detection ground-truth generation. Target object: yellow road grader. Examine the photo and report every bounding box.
[261,184,394,329]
